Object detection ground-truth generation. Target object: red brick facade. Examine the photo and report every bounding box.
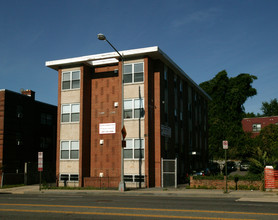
[86,64,122,188]
[242,116,278,137]
[47,46,210,188]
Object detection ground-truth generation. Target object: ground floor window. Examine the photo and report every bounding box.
[60,174,79,181]
[124,175,145,183]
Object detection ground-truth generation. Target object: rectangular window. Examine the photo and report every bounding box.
[252,124,261,132]
[60,141,79,160]
[124,175,145,183]
[61,104,80,123]
[124,139,144,159]
[124,175,133,182]
[60,174,79,181]
[123,63,144,83]
[124,100,133,119]
[70,174,79,181]
[60,174,69,181]
[124,99,144,119]
[62,70,80,90]
[123,139,133,158]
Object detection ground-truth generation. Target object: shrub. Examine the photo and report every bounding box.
[228,173,261,181]
[193,174,224,180]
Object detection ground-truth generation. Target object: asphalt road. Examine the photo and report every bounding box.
[0,193,278,219]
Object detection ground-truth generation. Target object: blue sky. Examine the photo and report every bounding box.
[0,0,277,114]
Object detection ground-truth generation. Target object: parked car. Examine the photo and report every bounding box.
[192,170,205,176]
[240,161,250,171]
[223,161,237,174]
[207,162,220,175]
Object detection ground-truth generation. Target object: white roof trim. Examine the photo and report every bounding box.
[45,46,211,100]
[45,46,158,67]
[87,58,119,66]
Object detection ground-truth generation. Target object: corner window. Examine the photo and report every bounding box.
[61,104,80,123]
[62,70,80,90]
[123,63,144,83]
[252,123,261,132]
[124,99,144,119]
[124,139,144,159]
[61,141,79,159]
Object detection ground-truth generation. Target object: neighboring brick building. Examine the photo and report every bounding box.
[242,116,278,137]
[46,46,210,188]
[0,89,57,186]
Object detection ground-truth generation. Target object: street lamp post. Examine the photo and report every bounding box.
[97,33,125,192]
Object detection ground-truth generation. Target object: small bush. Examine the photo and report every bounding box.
[193,174,224,180]
[228,173,261,181]
[238,185,249,190]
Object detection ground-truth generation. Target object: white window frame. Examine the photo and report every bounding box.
[60,140,79,160]
[124,174,145,183]
[124,98,144,119]
[123,62,144,84]
[60,174,79,182]
[252,123,261,132]
[62,70,80,90]
[61,103,80,123]
[124,138,145,160]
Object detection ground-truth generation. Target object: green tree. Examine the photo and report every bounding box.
[248,124,278,175]
[261,98,278,116]
[199,70,257,159]
[248,147,267,174]
[255,124,278,169]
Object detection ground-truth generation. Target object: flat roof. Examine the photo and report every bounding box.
[46,46,211,100]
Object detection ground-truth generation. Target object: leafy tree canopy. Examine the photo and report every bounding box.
[199,70,257,159]
[261,98,278,116]
[249,124,278,173]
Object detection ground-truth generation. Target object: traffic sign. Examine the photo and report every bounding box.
[121,125,127,140]
[38,152,43,172]
[223,140,228,150]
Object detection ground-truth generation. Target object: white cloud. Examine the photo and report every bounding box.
[172,7,222,28]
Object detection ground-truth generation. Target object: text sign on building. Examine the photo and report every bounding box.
[161,125,171,138]
[38,152,43,172]
[99,123,116,134]
[223,140,228,150]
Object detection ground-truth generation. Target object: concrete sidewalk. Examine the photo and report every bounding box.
[1,185,278,203]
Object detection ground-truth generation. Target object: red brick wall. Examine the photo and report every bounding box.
[190,176,263,190]
[144,58,150,187]
[86,64,122,188]
[242,116,278,137]
[154,61,163,187]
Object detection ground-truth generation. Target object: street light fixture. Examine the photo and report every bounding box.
[97,33,126,192]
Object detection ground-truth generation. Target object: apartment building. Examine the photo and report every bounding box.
[242,116,278,137]
[0,89,57,186]
[46,46,210,188]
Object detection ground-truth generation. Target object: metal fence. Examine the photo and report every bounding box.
[161,158,177,188]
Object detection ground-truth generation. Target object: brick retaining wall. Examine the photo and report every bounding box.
[190,176,263,190]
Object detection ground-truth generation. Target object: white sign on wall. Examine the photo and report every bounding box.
[99,123,116,134]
